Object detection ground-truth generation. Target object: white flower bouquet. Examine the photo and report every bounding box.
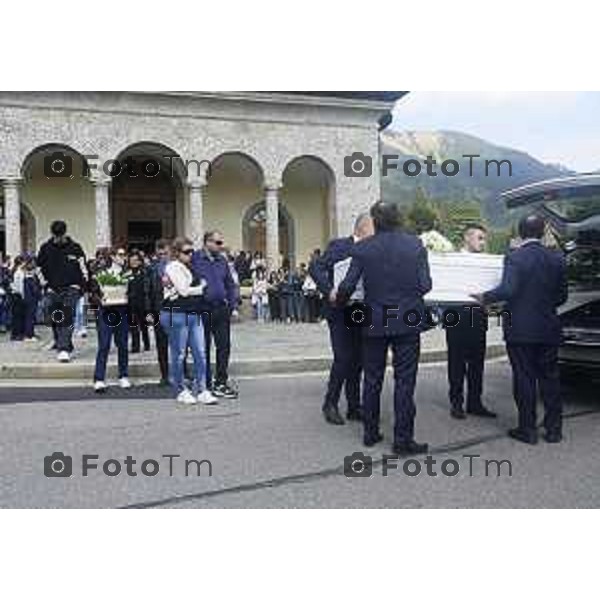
[419,230,455,253]
[96,271,129,306]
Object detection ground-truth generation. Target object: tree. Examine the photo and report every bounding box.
[405,188,440,234]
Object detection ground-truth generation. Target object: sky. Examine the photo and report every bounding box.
[391,92,600,173]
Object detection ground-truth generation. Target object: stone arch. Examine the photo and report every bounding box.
[110,141,186,252]
[281,155,336,264]
[242,201,296,267]
[204,152,265,253]
[19,143,95,254]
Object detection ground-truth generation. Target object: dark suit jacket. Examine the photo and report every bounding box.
[482,240,568,345]
[338,230,432,337]
[308,236,354,318]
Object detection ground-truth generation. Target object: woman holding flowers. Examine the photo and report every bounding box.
[90,247,132,393]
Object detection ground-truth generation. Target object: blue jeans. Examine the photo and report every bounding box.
[160,309,207,395]
[75,295,87,334]
[94,306,129,382]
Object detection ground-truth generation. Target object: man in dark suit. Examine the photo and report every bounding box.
[338,202,432,455]
[476,214,568,444]
[309,213,374,425]
[446,224,496,420]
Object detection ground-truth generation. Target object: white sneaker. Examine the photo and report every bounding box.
[197,390,219,405]
[176,389,197,405]
[57,351,71,363]
[94,381,107,393]
[118,377,132,389]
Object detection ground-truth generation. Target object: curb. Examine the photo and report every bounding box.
[0,344,507,381]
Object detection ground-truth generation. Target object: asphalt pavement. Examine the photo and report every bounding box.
[0,358,598,508]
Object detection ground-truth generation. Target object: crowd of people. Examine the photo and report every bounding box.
[0,220,329,405]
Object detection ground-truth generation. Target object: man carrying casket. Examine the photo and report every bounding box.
[337,202,432,455]
[474,214,568,445]
[445,224,497,420]
[309,213,374,425]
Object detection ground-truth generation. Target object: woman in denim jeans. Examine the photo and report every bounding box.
[160,238,217,406]
[90,248,131,393]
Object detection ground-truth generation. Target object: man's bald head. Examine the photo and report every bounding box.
[518,214,546,240]
[353,212,374,240]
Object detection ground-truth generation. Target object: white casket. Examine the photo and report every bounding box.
[425,252,504,304]
[333,257,364,301]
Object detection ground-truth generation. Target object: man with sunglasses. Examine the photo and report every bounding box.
[191,230,239,399]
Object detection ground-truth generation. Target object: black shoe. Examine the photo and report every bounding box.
[131,348,140,354]
[323,405,345,425]
[467,406,497,418]
[213,383,238,399]
[544,431,562,444]
[346,407,363,422]
[508,428,538,445]
[450,407,466,420]
[392,440,429,456]
[364,432,384,447]
[157,378,170,387]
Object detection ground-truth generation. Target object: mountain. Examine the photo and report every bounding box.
[380,130,575,226]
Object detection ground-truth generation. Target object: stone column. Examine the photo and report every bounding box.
[265,185,280,270]
[93,178,111,249]
[188,179,205,247]
[3,178,22,258]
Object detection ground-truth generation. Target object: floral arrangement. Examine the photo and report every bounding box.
[95,271,130,286]
[419,230,455,253]
[95,270,130,306]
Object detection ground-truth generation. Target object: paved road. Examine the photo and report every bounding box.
[0,359,598,508]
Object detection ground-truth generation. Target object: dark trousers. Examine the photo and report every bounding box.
[94,306,129,382]
[202,304,231,388]
[446,325,486,410]
[154,320,169,381]
[362,334,420,444]
[24,298,38,338]
[324,310,362,412]
[506,343,562,435]
[268,291,280,321]
[10,295,25,340]
[129,307,151,352]
[48,288,80,352]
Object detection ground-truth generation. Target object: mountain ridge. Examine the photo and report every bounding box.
[380,130,576,226]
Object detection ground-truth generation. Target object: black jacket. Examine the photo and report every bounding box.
[483,240,568,345]
[338,230,432,337]
[127,267,147,310]
[37,237,86,291]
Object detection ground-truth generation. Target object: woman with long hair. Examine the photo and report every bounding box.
[160,237,217,405]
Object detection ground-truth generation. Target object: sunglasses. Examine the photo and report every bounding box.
[210,240,224,246]
[180,248,194,255]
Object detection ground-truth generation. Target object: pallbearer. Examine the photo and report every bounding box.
[309,213,374,425]
[445,224,497,420]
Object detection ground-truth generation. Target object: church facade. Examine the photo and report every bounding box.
[0,91,403,267]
